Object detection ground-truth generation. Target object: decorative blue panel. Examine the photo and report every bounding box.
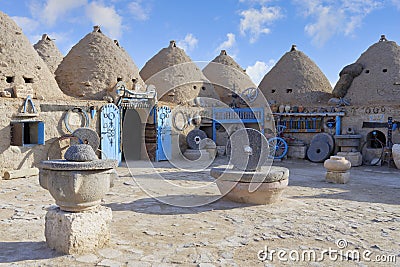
[100,104,121,164]
[156,106,172,161]
[37,121,45,145]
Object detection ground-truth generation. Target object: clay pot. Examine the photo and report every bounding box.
[298,105,304,113]
[392,144,400,169]
[324,156,351,172]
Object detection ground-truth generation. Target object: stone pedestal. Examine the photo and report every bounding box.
[45,206,112,255]
[324,156,351,184]
[337,152,362,167]
[325,171,350,184]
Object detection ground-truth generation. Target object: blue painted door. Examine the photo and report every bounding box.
[101,103,121,164]
[156,106,172,161]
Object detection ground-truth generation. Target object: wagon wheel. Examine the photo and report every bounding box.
[268,137,288,159]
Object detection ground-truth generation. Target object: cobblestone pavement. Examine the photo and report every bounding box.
[0,158,399,266]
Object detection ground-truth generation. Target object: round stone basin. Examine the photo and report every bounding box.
[210,166,289,204]
[39,159,118,212]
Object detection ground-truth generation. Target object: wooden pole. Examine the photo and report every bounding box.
[3,168,39,180]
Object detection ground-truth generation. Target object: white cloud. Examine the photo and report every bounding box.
[128,0,151,21]
[85,2,123,39]
[216,33,236,52]
[391,0,400,9]
[239,0,273,4]
[246,59,275,85]
[176,33,198,52]
[239,6,283,43]
[11,16,40,33]
[295,0,383,46]
[30,0,87,26]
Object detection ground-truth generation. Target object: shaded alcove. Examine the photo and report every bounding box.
[122,109,142,160]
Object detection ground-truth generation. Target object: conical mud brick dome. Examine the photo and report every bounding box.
[203,50,256,105]
[259,45,332,105]
[34,34,63,74]
[0,11,67,100]
[335,35,400,105]
[55,26,145,100]
[140,40,219,104]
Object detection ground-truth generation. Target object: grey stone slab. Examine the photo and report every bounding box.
[39,159,118,170]
[229,128,269,171]
[97,259,122,267]
[210,166,289,183]
[98,248,123,259]
[75,253,99,263]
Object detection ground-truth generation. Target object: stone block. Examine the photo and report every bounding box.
[287,145,307,159]
[325,171,350,184]
[45,206,112,254]
[337,152,362,167]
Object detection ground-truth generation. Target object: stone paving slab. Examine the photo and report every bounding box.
[0,158,399,266]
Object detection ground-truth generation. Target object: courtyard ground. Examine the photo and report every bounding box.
[0,158,399,267]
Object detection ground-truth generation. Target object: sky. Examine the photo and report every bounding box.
[1,0,400,86]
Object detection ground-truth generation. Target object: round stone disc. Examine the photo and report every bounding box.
[72,127,100,151]
[307,140,331,163]
[229,128,269,171]
[311,133,334,154]
[186,129,207,149]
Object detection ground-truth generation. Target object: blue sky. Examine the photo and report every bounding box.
[2,0,400,86]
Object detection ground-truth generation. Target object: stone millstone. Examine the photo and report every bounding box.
[64,144,98,162]
[307,140,330,163]
[186,129,207,149]
[229,128,269,171]
[72,127,100,151]
[311,133,334,154]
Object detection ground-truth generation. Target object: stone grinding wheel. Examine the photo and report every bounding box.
[72,127,100,152]
[311,133,334,154]
[229,128,269,171]
[307,140,331,163]
[186,129,207,149]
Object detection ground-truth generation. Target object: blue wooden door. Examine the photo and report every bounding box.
[156,106,172,161]
[101,104,121,164]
